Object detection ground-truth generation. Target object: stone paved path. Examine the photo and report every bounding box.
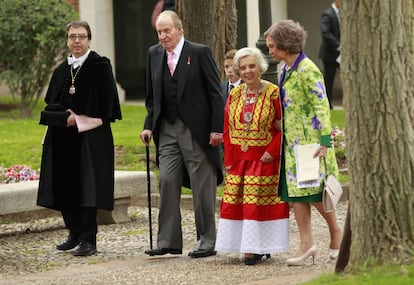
[0,199,347,285]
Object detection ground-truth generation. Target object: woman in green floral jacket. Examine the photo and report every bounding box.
[264,20,342,266]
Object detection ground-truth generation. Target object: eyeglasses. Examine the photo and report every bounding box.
[67,34,89,41]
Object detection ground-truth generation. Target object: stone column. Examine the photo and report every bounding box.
[246,0,260,48]
[270,0,288,76]
[271,0,288,22]
[79,0,125,102]
[255,0,277,83]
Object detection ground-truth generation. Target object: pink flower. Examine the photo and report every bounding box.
[1,165,39,184]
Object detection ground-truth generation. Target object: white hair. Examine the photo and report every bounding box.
[232,47,268,76]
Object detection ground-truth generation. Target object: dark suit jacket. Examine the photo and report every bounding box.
[144,40,224,186]
[318,6,340,62]
[221,81,230,103]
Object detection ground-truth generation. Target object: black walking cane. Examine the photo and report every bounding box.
[144,136,153,250]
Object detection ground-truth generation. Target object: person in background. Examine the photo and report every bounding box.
[221,49,241,102]
[318,0,341,109]
[265,19,341,266]
[219,49,241,166]
[141,10,224,259]
[37,20,122,256]
[151,0,175,28]
[215,47,290,266]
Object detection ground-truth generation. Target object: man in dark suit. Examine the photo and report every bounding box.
[140,10,224,259]
[318,0,340,109]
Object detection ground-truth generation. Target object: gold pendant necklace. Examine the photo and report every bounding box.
[69,65,81,94]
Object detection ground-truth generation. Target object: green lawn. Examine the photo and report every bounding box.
[0,100,346,192]
[331,109,345,129]
[0,101,150,172]
[303,263,414,285]
[0,101,346,173]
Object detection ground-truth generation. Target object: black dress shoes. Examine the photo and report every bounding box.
[254,253,271,260]
[144,248,182,256]
[244,256,257,265]
[188,249,217,258]
[56,236,80,251]
[244,253,271,265]
[73,242,97,256]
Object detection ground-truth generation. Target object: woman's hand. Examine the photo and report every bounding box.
[274,120,282,131]
[260,151,274,163]
[209,132,223,147]
[313,145,328,158]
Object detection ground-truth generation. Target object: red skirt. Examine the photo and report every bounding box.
[220,159,289,221]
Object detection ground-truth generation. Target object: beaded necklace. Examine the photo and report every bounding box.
[240,80,264,152]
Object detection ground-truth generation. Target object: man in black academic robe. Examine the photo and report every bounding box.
[37,21,121,256]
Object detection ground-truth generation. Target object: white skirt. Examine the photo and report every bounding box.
[215,218,290,254]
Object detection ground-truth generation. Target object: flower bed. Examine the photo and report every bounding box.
[332,127,347,169]
[0,165,39,184]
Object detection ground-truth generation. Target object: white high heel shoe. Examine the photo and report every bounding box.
[329,248,339,260]
[286,245,318,266]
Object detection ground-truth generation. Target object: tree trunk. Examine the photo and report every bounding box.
[176,0,237,80]
[341,0,414,270]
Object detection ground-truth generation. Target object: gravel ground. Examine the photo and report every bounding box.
[0,198,348,285]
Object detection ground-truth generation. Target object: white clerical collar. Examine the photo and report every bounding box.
[67,49,91,68]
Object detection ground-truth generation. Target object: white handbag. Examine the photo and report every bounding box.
[322,157,343,212]
[322,174,343,212]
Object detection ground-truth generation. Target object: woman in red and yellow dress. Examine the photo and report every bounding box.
[215,47,290,265]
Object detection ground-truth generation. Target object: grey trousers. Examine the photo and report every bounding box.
[157,118,217,250]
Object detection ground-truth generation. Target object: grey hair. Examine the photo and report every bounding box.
[264,19,307,54]
[232,47,268,76]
